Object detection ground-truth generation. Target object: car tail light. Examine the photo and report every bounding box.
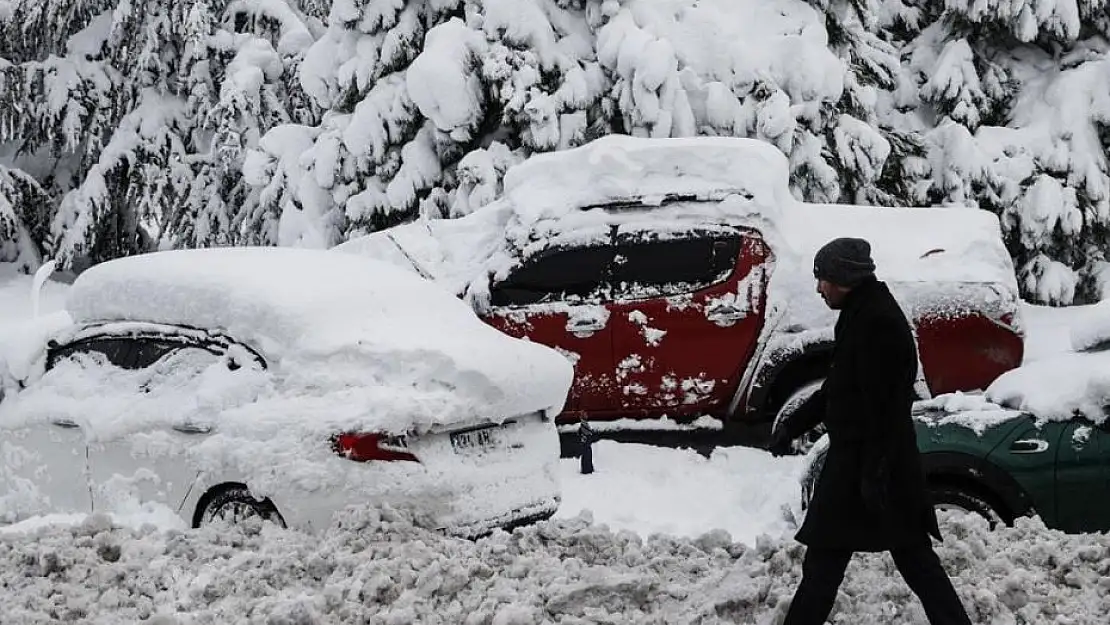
[332,433,418,462]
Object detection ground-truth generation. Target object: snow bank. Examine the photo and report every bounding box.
[556,442,802,542]
[0,507,1107,623]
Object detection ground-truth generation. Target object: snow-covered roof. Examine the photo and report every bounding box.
[779,202,1017,288]
[66,248,469,354]
[62,248,573,419]
[501,134,795,224]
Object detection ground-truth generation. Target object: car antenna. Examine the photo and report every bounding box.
[385,232,434,281]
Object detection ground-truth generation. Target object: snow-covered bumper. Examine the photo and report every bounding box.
[267,412,562,538]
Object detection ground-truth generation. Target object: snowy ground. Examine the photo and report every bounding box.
[0,270,1107,623]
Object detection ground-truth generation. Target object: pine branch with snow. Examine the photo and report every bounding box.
[0,164,46,271]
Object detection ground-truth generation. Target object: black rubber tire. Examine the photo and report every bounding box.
[928,485,1006,528]
[771,379,826,455]
[198,485,285,528]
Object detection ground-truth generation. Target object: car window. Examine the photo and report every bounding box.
[48,336,227,371]
[610,230,742,299]
[48,337,138,370]
[489,244,615,306]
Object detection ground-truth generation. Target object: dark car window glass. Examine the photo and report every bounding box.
[48,338,136,370]
[490,244,615,306]
[611,232,742,299]
[48,336,227,371]
[129,338,187,368]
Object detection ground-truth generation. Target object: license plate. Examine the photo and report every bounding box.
[450,425,502,453]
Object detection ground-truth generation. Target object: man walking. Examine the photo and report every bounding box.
[769,237,973,625]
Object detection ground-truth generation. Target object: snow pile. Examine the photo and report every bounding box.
[986,351,1110,425]
[62,247,572,422]
[0,249,572,530]
[557,442,802,541]
[0,507,1108,623]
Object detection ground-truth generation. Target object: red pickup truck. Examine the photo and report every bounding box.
[336,136,1024,445]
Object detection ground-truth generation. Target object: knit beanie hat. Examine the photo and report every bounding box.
[813,237,876,287]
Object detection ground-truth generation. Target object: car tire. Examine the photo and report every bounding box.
[771,379,826,454]
[198,485,285,528]
[928,484,1006,528]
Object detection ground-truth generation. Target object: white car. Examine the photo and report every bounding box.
[0,247,574,537]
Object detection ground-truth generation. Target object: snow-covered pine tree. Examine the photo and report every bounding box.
[0,0,316,271]
[798,0,929,207]
[901,0,1110,304]
[248,0,613,243]
[0,163,48,271]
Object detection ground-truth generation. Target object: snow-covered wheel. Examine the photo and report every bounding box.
[771,379,826,455]
[929,485,1006,528]
[198,485,285,528]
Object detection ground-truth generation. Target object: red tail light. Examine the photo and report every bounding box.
[332,433,418,462]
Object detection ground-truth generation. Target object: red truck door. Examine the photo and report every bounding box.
[607,226,771,418]
[483,240,618,419]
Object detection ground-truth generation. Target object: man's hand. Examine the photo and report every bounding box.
[768,428,794,457]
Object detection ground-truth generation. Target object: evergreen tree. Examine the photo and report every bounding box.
[900,0,1110,304]
[0,0,317,271]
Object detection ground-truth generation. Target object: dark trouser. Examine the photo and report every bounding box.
[580,443,594,474]
[783,541,972,625]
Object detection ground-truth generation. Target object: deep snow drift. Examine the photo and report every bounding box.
[1,270,1108,622]
[1,508,1108,624]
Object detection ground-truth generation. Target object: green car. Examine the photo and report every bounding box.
[798,350,1110,534]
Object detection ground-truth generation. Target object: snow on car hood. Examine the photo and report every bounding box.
[9,248,573,432]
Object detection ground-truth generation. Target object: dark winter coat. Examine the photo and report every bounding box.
[787,277,941,551]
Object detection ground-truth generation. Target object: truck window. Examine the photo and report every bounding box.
[611,231,741,299]
[489,244,615,306]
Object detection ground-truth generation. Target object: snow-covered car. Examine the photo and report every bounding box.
[0,248,573,538]
[335,135,1024,441]
[797,316,1110,534]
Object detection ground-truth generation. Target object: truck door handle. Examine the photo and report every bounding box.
[566,318,604,336]
[50,418,80,429]
[706,303,746,326]
[1010,439,1049,454]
